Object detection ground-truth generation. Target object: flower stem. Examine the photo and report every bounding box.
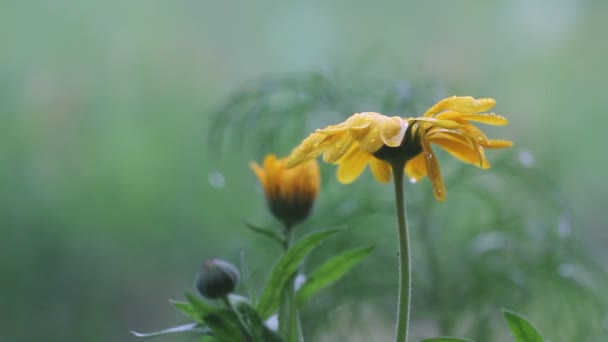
[279,225,304,342]
[391,162,411,342]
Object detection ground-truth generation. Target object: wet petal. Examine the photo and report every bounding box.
[481,139,513,149]
[435,111,508,125]
[414,117,461,129]
[322,133,356,163]
[345,113,376,130]
[370,158,392,183]
[358,122,385,153]
[317,122,349,135]
[404,152,427,182]
[380,116,408,147]
[422,139,446,202]
[459,124,491,145]
[431,136,490,169]
[336,145,372,184]
[286,132,329,167]
[423,96,496,117]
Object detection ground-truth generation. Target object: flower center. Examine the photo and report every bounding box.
[373,123,423,166]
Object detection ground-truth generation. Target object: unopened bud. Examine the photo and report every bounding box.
[195,259,240,299]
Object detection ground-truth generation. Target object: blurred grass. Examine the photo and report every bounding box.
[1,1,607,341]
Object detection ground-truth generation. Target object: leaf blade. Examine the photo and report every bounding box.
[503,309,545,342]
[297,246,374,306]
[257,228,342,318]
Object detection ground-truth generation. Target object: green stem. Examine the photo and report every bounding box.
[221,295,253,341]
[391,162,411,342]
[278,225,304,342]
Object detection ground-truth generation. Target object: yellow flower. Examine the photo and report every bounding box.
[286,96,512,202]
[250,154,320,226]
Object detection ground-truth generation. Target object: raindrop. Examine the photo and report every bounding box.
[558,262,575,278]
[208,171,225,189]
[517,149,535,168]
[295,274,306,291]
[558,216,572,238]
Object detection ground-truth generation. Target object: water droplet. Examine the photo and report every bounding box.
[294,274,306,291]
[517,149,535,168]
[558,216,571,238]
[558,263,575,278]
[208,171,225,189]
[409,178,417,184]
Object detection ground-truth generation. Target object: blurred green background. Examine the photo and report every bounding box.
[2,1,607,341]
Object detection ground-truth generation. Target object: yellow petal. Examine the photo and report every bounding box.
[380,116,408,147]
[457,124,491,145]
[431,136,490,169]
[422,139,446,202]
[423,96,496,117]
[404,152,427,182]
[322,133,356,163]
[370,158,392,183]
[249,161,267,188]
[345,113,375,130]
[413,117,461,129]
[358,122,385,153]
[286,132,328,168]
[481,139,513,149]
[336,145,372,184]
[435,111,508,125]
[317,122,349,135]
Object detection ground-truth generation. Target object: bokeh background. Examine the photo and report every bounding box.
[1,1,607,341]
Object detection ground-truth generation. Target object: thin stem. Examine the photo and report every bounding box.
[278,224,304,342]
[221,295,253,341]
[391,162,411,342]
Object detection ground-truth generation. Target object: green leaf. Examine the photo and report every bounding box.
[257,228,343,318]
[183,293,245,341]
[246,222,286,247]
[420,337,474,342]
[130,323,210,338]
[503,309,545,342]
[240,249,258,306]
[170,300,203,323]
[297,246,373,306]
[185,292,214,316]
[202,308,245,342]
[234,300,284,342]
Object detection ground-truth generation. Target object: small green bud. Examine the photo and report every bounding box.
[195,259,240,299]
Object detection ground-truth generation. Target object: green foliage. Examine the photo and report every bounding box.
[503,309,544,342]
[257,228,343,318]
[297,246,374,307]
[171,300,204,323]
